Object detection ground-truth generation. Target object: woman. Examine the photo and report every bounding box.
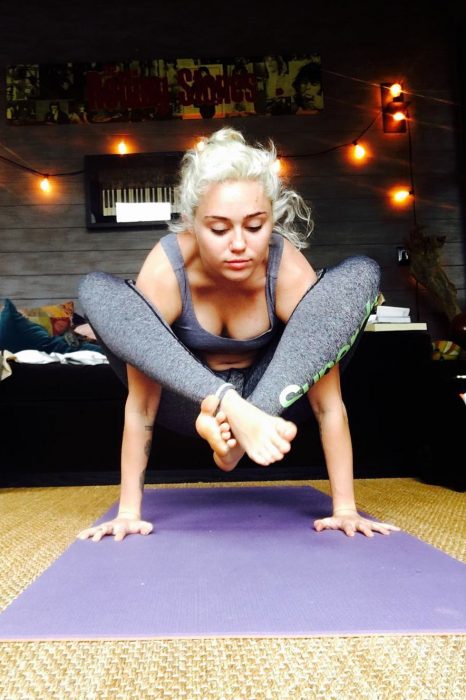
[78,128,399,542]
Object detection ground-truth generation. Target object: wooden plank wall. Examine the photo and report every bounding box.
[0,2,464,339]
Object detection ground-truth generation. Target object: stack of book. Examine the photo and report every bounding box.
[365,306,427,331]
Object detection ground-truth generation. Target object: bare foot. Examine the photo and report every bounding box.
[195,395,241,470]
[219,390,297,466]
[213,432,245,472]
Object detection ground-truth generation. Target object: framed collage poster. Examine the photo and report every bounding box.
[6,54,323,125]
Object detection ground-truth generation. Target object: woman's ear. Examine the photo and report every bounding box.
[181,212,194,234]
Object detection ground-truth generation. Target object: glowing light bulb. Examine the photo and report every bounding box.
[117,140,127,155]
[353,143,366,160]
[196,138,206,151]
[272,158,282,173]
[390,83,402,98]
[40,176,50,193]
[392,188,411,204]
[392,110,406,122]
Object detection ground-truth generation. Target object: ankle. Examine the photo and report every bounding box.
[220,388,241,412]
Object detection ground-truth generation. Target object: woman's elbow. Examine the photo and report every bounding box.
[310,397,347,423]
[125,387,161,423]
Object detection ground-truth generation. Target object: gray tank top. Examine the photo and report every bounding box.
[160,232,284,354]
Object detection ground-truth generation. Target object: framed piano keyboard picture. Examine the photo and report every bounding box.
[84,151,184,231]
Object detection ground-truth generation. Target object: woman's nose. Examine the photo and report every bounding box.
[230,230,247,251]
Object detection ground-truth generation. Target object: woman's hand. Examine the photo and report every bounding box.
[77,514,153,542]
[314,509,400,537]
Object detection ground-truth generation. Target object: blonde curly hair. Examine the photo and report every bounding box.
[171,127,313,249]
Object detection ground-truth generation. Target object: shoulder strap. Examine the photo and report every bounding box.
[160,233,188,302]
[266,233,285,315]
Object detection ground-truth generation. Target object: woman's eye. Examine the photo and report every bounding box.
[211,228,228,234]
[247,225,262,232]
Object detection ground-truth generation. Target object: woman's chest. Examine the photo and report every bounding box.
[190,286,271,340]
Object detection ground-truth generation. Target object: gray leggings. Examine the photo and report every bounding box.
[78,255,380,436]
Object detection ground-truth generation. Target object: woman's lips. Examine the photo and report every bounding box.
[225,259,250,269]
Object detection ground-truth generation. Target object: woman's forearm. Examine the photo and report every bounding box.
[118,409,156,517]
[317,405,357,513]
[117,370,162,518]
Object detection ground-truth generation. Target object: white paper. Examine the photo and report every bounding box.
[116,202,171,223]
[377,305,410,318]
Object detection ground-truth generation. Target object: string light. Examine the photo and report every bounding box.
[352,142,366,161]
[381,82,408,133]
[39,176,51,193]
[391,188,413,205]
[0,151,83,199]
[389,83,402,98]
[0,108,399,203]
[392,110,407,122]
[353,144,366,159]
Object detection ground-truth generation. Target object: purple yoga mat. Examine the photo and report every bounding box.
[0,486,465,640]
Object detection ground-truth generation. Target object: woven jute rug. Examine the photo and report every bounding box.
[0,478,465,700]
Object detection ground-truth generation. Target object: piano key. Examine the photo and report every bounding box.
[100,183,182,218]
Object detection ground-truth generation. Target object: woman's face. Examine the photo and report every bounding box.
[192,179,273,282]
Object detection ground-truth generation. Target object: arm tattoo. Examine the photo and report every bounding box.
[144,424,153,457]
[144,438,152,458]
[139,468,146,493]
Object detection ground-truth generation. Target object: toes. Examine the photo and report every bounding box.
[277,419,297,440]
[271,434,291,455]
[269,419,296,455]
[254,444,284,466]
[215,410,226,424]
[200,394,220,415]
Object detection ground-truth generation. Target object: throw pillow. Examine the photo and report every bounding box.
[19,301,74,336]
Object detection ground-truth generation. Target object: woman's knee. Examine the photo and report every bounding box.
[79,271,116,307]
[340,255,380,286]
